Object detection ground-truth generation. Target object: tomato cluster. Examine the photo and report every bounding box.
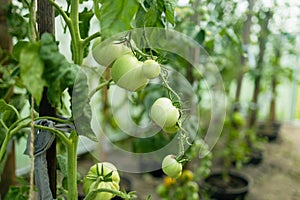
[157,169,200,200]
[92,40,161,92]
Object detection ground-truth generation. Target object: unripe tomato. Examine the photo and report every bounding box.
[83,162,120,195]
[232,112,245,127]
[150,98,180,130]
[92,38,132,67]
[180,170,194,182]
[162,155,182,178]
[111,54,149,91]
[185,181,199,193]
[142,60,161,79]
[156,184,168,197]
[88,181,120,200]
[186,192,199,200]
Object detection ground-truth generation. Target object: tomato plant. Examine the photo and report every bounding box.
[0,0,191,199]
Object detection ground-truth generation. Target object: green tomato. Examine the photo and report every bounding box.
[92,39,132,67]
[88,181,120,200]
[111,54,149,91]
[186,181,199,193]
[83,162,120,195]
[186,192,199,200]
[232,112,246,127]
[162,155,182,178]
[150,98,180,129]
[180,170,194,182]
[156,184,168,197]
[142,60,161,79]
[174,187,185,200]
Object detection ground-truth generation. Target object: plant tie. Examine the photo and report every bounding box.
[24,119,56,200]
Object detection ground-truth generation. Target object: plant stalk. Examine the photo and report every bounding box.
[70,0,84,65]
[67,131,78,200]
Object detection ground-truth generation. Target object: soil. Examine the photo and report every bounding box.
[78,122,300,200]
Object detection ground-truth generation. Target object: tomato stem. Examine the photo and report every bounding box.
[82,32,101,48]
[159,73,181,103]
[48,0,72,27]
[83,188,134,200]
[88,80,112,100]
[67,131,79,200]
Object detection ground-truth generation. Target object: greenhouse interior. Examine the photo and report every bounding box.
[0,0,300,199]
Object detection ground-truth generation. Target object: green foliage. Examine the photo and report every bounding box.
[99,0,139,38]
[135,0,176,28]
[6,4,28,40]
[18,33,79,107]
[72,69,96,141]
[4,185,30,200]
[39,33,79,108]
[79,8,94,57]
[19,42,46,105]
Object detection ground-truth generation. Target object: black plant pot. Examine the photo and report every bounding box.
[204,170,251,200]
[148,168,164,178]
[257,122,281,142]
[247,149,263,165]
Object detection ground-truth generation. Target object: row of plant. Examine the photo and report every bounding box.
[0,0,298,199]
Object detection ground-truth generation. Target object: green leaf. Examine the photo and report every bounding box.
[136,0,161,27]
[12,41,29,62]
[7,4,28,40]
[93,0,101,20]
[72,69,97,141]
[39,33,79,108]
[19,42,46,105]
[99,0,139,38]
[195,29,205,44]
[4,186,29,200]
[79,8,94,58]
[225,28,240,45]
[163,0,176,26]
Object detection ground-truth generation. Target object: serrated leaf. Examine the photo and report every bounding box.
[99,0,139,38]
[7,5,28,40]
[163,0,176,25]
[19,42,46,105]
[72,69,97,141]
[79,8,94,58]
[136,0,161,27]
[39,33,79,108]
